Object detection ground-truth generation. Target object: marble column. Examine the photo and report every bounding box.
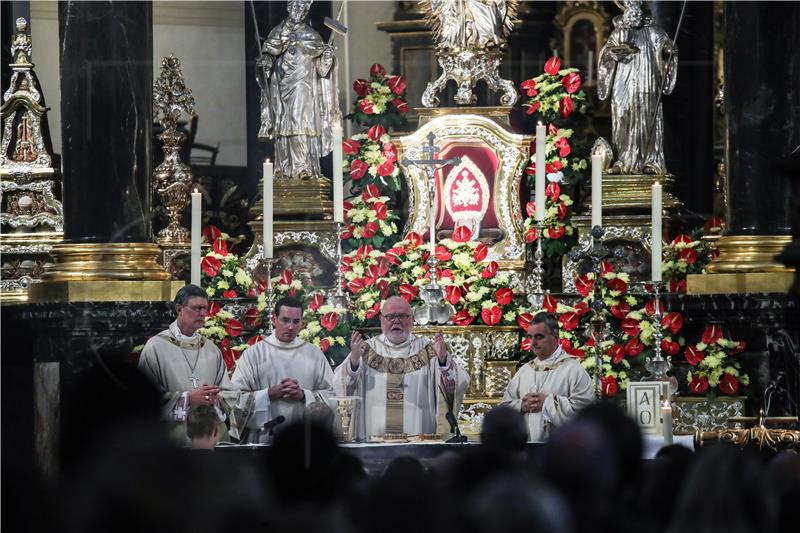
[58,0,153,243]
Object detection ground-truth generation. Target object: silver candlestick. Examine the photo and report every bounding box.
[414,255,455,325]
[326,221,350,316]
[526,221,546,308]
[263,258,275,335]
[643,280,671,380]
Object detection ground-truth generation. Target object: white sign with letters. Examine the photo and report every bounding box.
[627,382,662,434]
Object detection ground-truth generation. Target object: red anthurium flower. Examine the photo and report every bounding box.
[669,278,687,293]
[213,238,228,256]
[568,346,586,359]
[365,264,381,283]
[601,375,618,397]
[520,337,533,351]
[526,201,536,218]
[525,226,538,243]
[309,292,324,312]
[575,275,594,297]
[701,324,723,345]
[525,102,541,115]
[704,216,725,233]
[453,309,475,326]
[369,63,386,78]
[547,123,558,136]
[545,182,561,201]
[609,343,626,364]
[356,244,374,260]
[373,201,388,221]
[383,142,398,162]
[520,79,537,96]
[367,125,387,141]
[559,312,579,331]
[320,312,338,332]
[452,226,472,242]
[361,221,379,239]
[244,307,261,327]
[350,159,368,180]
[221,346,234,371]
[387,75,406,95]
[679,248,698,265]
[376,159,395,177]
[481,261,499,279]
[473,243,489,262]
[247,335,264,346]
[434,245,452,261]
[341,256,354,269]
[554,137,571,157]
[661,312,684,334]
[405,231,423,247]
[684,345,705,366]
[661,338,681,356]
[393,99,409,113]
[690,376,709,394]
[611,301,630,319]
[376,279,390,298]
[671,234,692,245]
[599,260,614,276]
[225,318,243,337]
[645,299,665,316]
[222,289,237,299]
[353,78,369,97]
[719,373,740,395]
[343,200,353,212]
[559,95,573,118]
[726,340,746,356]
[201,255,222,277]
[445,285,462,305]
[365,302,382,319]
[624,337,644,357]
[561,72,582,94]
[548,226,566,239]
[573,301,590,316]
[559,338,572,352]
[362,184,381,201]
[607,277,628,294]
[621,317,641,337]
[342,138,361,155]
[279,269,292,286]
[319,338,331,352]
[543,293,558,313]
[347,278,364,294]
[545,162,561,174]
[517,312,533,331]
[202,225,222,244]
[341,225,354,239]
[495,288,513,306]
[386,247,405,265]
[481,306,502,326]
[399,284,419,302]
[544,56,561,75]
[358,98,374,115]
[208,301,220,317]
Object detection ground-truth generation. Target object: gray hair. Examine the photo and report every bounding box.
[530,312,559,336]
[174,284,208,307]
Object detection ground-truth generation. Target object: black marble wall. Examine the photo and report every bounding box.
[58,0,154,243]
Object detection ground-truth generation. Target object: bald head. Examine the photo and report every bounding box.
[381,296,413,344]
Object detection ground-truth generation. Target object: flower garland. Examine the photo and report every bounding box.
[521,56,587,122]
[348,63,409,131]
[341,244,394,325]
[299,293,352,366]
[685,324,748,396]
[662,221,721,293]
[343,125,403,193]
[522,180,577,256]
[200,237,254,298]
[341,183,400,250]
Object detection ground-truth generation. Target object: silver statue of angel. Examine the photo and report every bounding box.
[257,0,339,180]
[597,0,678,174]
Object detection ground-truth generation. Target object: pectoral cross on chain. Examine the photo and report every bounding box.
[190,375,199,388]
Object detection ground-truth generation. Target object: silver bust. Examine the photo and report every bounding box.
[597,1,678,174]
[257,0,339,180]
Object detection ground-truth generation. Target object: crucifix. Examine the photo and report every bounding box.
[401,132,462,325]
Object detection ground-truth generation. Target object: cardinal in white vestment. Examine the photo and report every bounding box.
[138,285,248,442]
[501,312,594,441]
[333,296,470,439]
[231,296,334,443]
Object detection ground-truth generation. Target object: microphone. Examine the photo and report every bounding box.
[445,411,467,444]
[261,415,286,434]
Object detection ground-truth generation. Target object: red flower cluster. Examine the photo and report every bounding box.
[352,63,409,116]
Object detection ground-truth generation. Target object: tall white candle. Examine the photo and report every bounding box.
[591,154,602,228]
[191,189,201,286]
[587,50,594,83]
[332,124,344,223]
[652,182,663,281]
[263,159,274,259]
[661,400,673,446]
[535,122,546,222]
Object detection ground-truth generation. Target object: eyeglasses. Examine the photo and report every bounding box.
[382,313,411,322]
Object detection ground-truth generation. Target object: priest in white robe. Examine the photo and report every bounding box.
[231,296,334,443]
[138,284,249,442]
[333,296,470,440]
[501,312,594,441]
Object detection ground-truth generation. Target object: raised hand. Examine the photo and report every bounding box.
[350,330,366,368]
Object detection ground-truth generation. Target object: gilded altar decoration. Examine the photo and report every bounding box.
[396,111,531,271]
[597,0,678,175]
[152,54,196,245]
[0,18,63,303]
[421,0,519,107]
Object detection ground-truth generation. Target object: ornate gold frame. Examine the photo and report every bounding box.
[395,109,531,270]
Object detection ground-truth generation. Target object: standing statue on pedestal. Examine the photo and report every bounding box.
[257,0,339,180]
[597,0,678,174]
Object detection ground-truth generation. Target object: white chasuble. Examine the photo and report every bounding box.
[231,333,334,443]
[333,334,470,439]
[138,322,249,441]
[500,347,594,442]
